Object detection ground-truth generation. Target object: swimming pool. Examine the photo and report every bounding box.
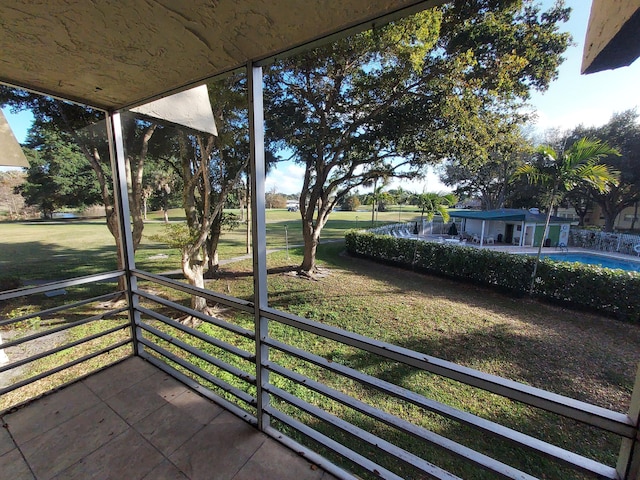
[537,252,640,272]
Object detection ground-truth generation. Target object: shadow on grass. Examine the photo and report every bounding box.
[0,240,118,282]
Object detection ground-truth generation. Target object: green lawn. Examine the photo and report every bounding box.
[173,243,639,479]
[2,209,638,478]
[0,208,418,283]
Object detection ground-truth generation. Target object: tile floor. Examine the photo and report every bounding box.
[0,357,338,480]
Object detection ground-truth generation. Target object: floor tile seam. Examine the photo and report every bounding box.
[0,424,38,480]
[130,409,210,458]
[83,367,164,401]
[28,401,133,480]
[204,399,226,424]
[47,426,166,480]
[227,433,269,480]
[13,395,112,451]
[101,387,172,430]
[0,384,103,444]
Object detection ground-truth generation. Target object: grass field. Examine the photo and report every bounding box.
[0,207,420,283]
[1,208,639,478]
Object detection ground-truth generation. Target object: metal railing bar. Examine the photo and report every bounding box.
[269,386,469,480]
[135,291,255,340]
[138,320,256,385]
[139,351,258,426]
[266,361,618,480]
[0,323,130,374]
[0,291,124,328]
[262,307,634,436]
[138,337,256,407]
[136,306,254,361]
[266,340,621,477]
[0,271,125,301]
[132,269,254,313]
[270,386,539,480]
[267,408,406,480]
[0,307,128,350]
[0,338,131,396]
[262,425,355,480]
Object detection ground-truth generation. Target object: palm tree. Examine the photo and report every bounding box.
[416,192,457,234]
[514,137,620,295]
[364,176,390,226]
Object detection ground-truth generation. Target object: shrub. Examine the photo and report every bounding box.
[345,231,640,322]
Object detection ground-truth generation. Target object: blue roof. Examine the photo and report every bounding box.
[449,209,572,223]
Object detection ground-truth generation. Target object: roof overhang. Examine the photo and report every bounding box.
[0,1,443,111]
[450,210,573,223]
[582,0,640,74]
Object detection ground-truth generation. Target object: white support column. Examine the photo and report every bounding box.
[480,220,485,245]
[520,221,525,246]
[106,111,143,355]
[248,62,270,431]
[617,363,640,479]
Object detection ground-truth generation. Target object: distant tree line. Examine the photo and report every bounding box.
[439,109,640,232]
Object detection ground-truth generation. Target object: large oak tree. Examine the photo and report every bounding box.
[265,0,570,275]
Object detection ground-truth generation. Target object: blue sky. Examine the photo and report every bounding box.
[4,0,639,194]
[266,0,640,194]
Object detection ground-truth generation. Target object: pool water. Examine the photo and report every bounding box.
[539,253,640,272]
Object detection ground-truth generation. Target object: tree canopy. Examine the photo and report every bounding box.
[265,0,570,274]
[19,121,101,218]
[568,110,640,231]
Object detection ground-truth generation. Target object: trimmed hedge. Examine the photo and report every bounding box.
[345,231,640,322]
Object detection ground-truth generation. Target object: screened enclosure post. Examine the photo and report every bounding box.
[617,363,640,479]
[248,62,270,430]
[107,111,143,356]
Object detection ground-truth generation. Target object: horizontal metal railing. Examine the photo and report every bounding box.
[132,270,254,313]
[263,340,617,478]
[131,271,258,418]
[122,271,637,479]
[0,271,133,403]
[260,307,626,479]
[0,270,125,302]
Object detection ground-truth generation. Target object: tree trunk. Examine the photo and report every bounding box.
[105,208,128,294]
[205,212,223,276]
[300,221,319,273]
[300,204,329,274]
[181,250,207,325]
[529,194,555,296]
[245,180,251,255]
[577,211,587,227]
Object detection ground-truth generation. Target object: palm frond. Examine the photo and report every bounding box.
[566,138,620,167]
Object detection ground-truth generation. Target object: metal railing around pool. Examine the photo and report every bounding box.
[569,228,640,257]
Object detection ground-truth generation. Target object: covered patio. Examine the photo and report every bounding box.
[2,1,640,480]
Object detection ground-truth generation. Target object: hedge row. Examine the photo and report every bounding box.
[345,231,640,322]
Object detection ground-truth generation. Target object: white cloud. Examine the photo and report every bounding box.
[532,107,623,134]
[265,163,305,195]
[266,162,451,195]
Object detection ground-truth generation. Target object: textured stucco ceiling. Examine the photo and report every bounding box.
[0,0,441,111]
